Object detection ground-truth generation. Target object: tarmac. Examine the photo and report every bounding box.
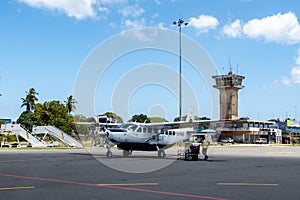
[0,145,300,200]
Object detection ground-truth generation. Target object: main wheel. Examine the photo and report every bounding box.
[123,150,130,157]
[106,151,113,158]
[193,155,198,161]
[158,150,166,158]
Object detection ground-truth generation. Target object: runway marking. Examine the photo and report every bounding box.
[97,183,159,186]
[217,182,279,187]
[0,174,227,200]
[0,160,27,163]
[0,186,35,190]
[265,152,295,155]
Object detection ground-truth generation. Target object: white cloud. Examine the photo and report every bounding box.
[152,13,159,19]
[222,19,242,38]
[243,12,300,44]
[99,6,109,14]
[122,18,146,29]
[99,0,127,4]
[290,50,300,84]
[19,0,97,20]
[121,29,158,42]
[276,49,300,87]
[155,0,162,5]
[281,76,291,86]
[223,12,300,45]
[291,67,300,84]
[189,15,219,33]
[19,0,130,20]
[119,4,145,18]
[158,22,164,29]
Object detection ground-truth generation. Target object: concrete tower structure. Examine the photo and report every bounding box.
[212,71,245,120]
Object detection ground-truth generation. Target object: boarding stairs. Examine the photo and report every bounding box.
[32,126,84,148]
[0,124,47,147]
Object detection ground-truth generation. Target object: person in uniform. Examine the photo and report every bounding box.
[202,138,209,160]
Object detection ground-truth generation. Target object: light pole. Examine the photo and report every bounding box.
[173,18,188,121]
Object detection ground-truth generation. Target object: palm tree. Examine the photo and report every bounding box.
[21,88,39,112]
[65,95,77,114]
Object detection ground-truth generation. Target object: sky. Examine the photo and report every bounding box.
[1,0,300,122]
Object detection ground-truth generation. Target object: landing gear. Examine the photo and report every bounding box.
[106,151,113,158]
[158,149,166,158]
[123,150,132,157]
[105,143,113,158]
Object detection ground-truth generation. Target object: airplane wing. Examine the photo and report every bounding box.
[72,121,120,126]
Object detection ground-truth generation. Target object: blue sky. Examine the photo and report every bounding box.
[1,0,300,122]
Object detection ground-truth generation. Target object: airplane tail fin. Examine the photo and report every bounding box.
[186,106,194,122]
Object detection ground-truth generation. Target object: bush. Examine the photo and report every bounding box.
[291,137,298,145]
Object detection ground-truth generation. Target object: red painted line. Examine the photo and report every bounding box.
[0,174,227,200]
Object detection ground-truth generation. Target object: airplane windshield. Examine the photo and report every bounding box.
[118,123,134,129]
[127,125,138,132]
[118,123,139,131]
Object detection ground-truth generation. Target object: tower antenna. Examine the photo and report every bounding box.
[228,55,232,72]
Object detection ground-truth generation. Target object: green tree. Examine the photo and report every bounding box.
[16,111,36,131]
[149,117,168,123]
[73,114,88,122]
[21,88,39,112]
[174,115,187,122]
[64,95,77,114]
[34,101,74,133]
[129,114,150,123]
[104,112,123,123]
[291,137,298,145]
[195,116,211,120]
[72,114,89,135]
[87,117,96,123]
[174,116,211,122]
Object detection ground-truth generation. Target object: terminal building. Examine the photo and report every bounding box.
[277,120,300,144]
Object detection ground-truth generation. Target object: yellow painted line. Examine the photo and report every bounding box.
[0,160,27,163]
[217,182,279,187]
[265,152,295,155]
[97,183,159,187]
[0,186,35,191]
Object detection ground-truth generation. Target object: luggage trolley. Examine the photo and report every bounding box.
[177,142,200,161]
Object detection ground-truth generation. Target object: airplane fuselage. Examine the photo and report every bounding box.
[106,123,192,152]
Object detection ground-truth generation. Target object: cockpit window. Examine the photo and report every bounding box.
[118,123,135,129]
[127,125,138,132]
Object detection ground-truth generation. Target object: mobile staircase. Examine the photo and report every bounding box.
[0,124,47,147]
[32,126,84,148]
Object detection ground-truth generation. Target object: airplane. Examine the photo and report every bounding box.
[104,122,194,158]
[75,109,215,158]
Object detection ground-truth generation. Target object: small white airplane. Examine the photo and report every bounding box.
[76,109,214,158]
[104,122,194,158]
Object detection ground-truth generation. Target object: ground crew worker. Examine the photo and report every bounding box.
[202,138,209,160]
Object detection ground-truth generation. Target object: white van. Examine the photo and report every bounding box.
[255,138,267,144]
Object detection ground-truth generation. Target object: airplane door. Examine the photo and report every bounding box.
[159,135,164,141]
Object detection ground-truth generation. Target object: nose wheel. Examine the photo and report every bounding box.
[106,151,113,158]
[158,149,166,158]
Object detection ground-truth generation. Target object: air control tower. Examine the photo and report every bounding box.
[212,71,245,120]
